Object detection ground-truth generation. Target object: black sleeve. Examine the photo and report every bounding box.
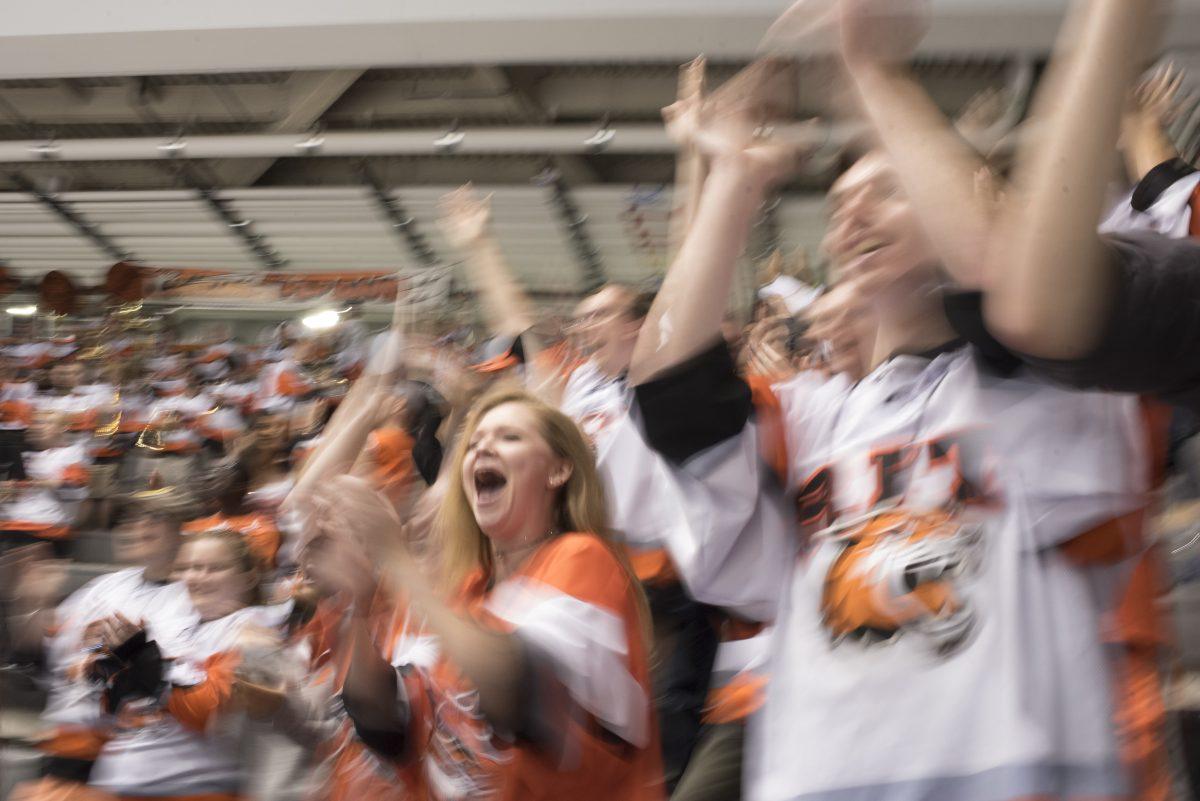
[633,340,753,465]
[941,290,1023,376]
[1013,233,1200,412]
[1131,158,1197,212]
[342,666,410,759]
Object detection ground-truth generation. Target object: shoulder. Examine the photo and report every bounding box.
[521,532,633,611]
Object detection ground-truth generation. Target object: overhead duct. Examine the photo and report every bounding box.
[0,123,833,163]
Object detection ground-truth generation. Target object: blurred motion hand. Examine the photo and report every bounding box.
[663,88,805,190]
[1,543,67,611]
[837,0,931,72]
[438,184,494,249]
[1133,62,1184,126]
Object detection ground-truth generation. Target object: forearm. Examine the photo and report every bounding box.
[985,0,1161,357]
[1122,112,1179,181]
[848,65,990,288]
[629,161,765,385]
[295,332,403,482]
[462,239,537,345]
[390,561,525,732]
[291,400,379,500]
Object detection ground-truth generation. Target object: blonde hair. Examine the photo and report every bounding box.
[185,527,265,606]
[438,388,650,641]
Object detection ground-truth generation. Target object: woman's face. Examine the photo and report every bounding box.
[461,401,568,545]
[177,537,250,620]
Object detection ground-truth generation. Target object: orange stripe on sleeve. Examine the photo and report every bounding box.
[166,651,241,732]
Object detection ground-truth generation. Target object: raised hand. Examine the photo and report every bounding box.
[438,184,494,249]
[837,0,931,72]
[663,89,803,191]
[97,612,143,653]
[956,87,1009,140]
[1134,62,1184,126]
[3,544,68,612]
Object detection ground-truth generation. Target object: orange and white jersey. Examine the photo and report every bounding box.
[35,391,102,433]
[2,443,90,529]
[146,354,185,377]
[299,595,438,801]
[194,406,246,443]
[397,533,662,801]
[558,362,677,581]
[88,602,293,798]
[7,342,52,369]
[0,381,37,430]
[41,569,196,736]
[209,380,260,410]
[259,359,314,402]
[560,360,629,450]
[633,348,1151,801]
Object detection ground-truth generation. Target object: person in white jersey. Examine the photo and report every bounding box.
[618,24,1154,801]
[4,490,196,801]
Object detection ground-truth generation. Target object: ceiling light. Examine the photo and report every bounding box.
[157,137,187,156]
[7,305,37,316]
[295,132,326,153]
[301,309,340,330]
[583,126,615,150]
[29,142,61,159]
[433,122,465,152]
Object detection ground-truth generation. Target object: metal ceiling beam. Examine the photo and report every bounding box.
[540,166,605,292]
[8,171,135,263]
[361,163,440,268]
[171,162,287,269]
[0,121,825,161]
[477,66,601,185]
[216,69,365,187]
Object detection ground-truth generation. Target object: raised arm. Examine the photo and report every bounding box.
[438,186,543,357]
[835,0,992,289]
[628,65,802,385]
[983,0,1162,358]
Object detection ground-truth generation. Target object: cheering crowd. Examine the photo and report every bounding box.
[4,0,1200,800]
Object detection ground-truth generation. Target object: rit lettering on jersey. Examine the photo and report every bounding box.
[795,430,996,655]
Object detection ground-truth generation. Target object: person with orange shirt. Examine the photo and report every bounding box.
[335,389,664,801]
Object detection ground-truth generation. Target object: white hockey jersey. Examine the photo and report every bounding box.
[628,347,1150,801]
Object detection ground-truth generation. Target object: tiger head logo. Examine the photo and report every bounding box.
[816,507,982,656]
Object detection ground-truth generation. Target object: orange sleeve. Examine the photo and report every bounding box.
[166,651,241,732]
[61,464,90,486]
[746,374,788,484]
[276,368,312,397]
